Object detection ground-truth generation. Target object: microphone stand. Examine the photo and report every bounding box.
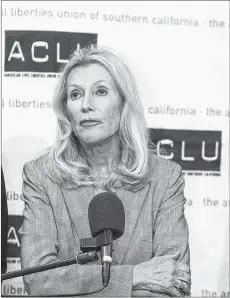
[1,251,98,282]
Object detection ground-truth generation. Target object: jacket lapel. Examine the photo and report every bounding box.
[61,186,94,240]
[112,184,150,264]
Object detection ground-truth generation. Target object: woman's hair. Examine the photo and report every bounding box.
[41,45,159,192]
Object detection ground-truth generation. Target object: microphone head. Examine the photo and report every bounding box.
[88,192,125,240]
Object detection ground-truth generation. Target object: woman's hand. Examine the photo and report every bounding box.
[132,252,191,296]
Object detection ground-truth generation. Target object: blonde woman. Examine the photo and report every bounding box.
[19,47,191,297]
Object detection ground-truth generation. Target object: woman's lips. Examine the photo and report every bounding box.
[80,120,101,127]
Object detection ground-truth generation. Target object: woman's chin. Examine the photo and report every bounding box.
[76,129,118,147]
[79,135,106,146]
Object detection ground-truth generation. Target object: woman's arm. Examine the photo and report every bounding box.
[132,163,191,297]
[152,163,190,265]
[19,161,133,296]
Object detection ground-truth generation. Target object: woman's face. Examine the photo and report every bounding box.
[66,63,123,146]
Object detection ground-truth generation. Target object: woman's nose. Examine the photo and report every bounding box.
[81,92,94,112]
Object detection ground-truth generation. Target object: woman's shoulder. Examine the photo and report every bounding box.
[151,154,183,181]
[23,151,51,178]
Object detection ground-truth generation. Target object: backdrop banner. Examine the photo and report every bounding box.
[1,1,229,296]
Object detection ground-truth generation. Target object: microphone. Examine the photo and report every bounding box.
[88,192,125,287]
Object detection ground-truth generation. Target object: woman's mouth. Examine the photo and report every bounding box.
[80,120,101,127]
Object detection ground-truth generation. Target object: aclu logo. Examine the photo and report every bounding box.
[149,129,221,176]
[7,215,24,258]
[4,30,97,76]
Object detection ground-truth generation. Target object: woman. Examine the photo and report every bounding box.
[19,46,191,296]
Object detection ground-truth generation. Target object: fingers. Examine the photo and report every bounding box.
[182,282,191,296]
[177,261,190,273]
[174,280,191,296]
[180,280,190,296]
[171,251,181,261]
[138,254,191,297]
[171,286,184,297]
[176,270,191,285]
[175,262,191,296]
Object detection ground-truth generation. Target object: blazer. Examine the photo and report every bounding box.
[19,154,190,297]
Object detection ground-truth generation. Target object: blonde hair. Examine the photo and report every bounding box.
[41,46,158,192]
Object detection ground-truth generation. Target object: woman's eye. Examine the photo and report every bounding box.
[96,88,108,96]
[70,90,82,100]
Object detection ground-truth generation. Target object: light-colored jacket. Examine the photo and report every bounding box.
[19,154,190,296]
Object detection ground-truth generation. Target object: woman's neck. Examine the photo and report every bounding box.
[81,133,121,176]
